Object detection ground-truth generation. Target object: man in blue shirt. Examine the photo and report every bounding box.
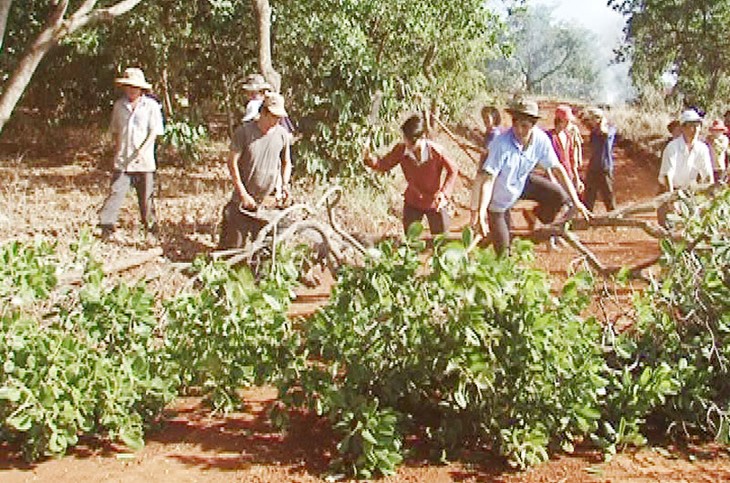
[472,99,590,254]
[583,107,618,212]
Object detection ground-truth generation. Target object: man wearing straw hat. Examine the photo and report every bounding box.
[242,73,273,122]
[99,67,164,240]
[218,91,292,249]
[471,98,590,254]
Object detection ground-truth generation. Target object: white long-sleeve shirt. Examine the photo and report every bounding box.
[659,135,714,189]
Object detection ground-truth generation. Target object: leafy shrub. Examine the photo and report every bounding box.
[0,241,176,460]
[0,240,58,310]
[164,255,300,413]
[278,226,609,476]
[605,188,730,444]
[163,118,207,163]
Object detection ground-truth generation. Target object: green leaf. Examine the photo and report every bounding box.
[0,386,21,402]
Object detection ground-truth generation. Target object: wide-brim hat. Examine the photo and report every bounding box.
[263,92,288,118]
[584,107,605,121]
[115,67,151,90]
[709,119,727,132]
[506,99,541,120]
[243,73,272,92]
[679,109,702,124]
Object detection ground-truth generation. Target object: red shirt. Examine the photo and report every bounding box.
[373,141,458,211]
[547,128,575,176]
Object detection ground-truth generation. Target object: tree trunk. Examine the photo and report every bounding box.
[0,0,143,136]
[253,0,281,92]
[0,0,12,52]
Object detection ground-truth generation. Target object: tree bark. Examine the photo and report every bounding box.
[0,0,143,136]
[253,0,281,92]
[0,0,12,52]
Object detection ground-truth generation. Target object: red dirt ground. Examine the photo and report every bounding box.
[2,106,729,482]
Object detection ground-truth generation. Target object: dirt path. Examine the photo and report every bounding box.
[1,109,729,482]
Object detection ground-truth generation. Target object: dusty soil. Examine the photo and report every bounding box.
[1,106,728,482]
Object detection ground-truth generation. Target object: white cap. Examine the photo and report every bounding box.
[679,109,702,124]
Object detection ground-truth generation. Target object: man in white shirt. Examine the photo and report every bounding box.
[657,108,714,226]
[99,67,164,240]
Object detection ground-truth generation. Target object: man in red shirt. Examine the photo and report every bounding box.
[363,114,458,235]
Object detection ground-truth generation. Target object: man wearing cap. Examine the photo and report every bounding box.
[582,107,617,212]
[472,99,590,254]
[657,109,714,226]
[706,119,728,182]
[219,91,292,249]
[99,67,164,240]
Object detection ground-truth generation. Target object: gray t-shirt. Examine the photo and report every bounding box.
[230,121,290,202]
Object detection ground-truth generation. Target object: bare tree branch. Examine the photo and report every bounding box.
[0,0,12,52]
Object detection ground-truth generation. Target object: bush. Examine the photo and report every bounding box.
[278,226,609,476]
[605,188,730,444]
[0,240,177,460]
[164,253,301,413]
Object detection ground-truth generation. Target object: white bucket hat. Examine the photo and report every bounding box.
[679,109,702,124]
[115,67,152,90]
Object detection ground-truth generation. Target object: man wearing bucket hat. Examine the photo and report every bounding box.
[99,67,164,240]
[657,108,714,226]
[471,98,590,254]
[219,91,292,249]
[706,119,728,182]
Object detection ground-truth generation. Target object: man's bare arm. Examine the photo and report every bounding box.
[227,151,256,209]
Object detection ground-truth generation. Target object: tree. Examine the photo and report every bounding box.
[0,0,144,135]
[486,4,601,100]
[609,0,730,107]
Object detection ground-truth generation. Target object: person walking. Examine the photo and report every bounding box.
[219,92,292,249]
[470,105,503,227]
[706,119,728,182]
[99,67,165,240]
[657,109,714,226]
[363,114,458,235]
[582,107,617,212]
[547,104,583,191]
[471,99,590,255]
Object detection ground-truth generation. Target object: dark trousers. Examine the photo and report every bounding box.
[99,171,156,230]
[489,173,569,254]
[218,198,268,249]
[403,202,450,235]
[584,170,616,212]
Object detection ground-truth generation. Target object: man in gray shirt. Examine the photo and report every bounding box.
[219,91,292,249]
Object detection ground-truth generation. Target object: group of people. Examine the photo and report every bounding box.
[97,66,722,255]
[98,68,294,248]
[364,99,619,254]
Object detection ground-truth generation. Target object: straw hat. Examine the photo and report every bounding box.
[114,67,151,90]
[243,73,272,92]
[506,99,541,119]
